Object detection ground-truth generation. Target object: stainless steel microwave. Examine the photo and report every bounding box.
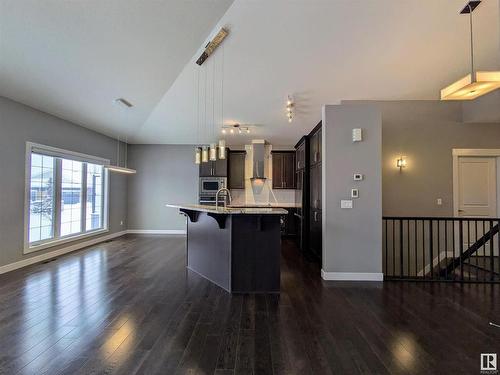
[199,177,227,195]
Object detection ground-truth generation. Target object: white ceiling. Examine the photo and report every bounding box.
[0,0,233,138]
[1,0,499,146]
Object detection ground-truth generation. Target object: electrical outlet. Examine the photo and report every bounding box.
[436,198,442,206]
[353,173,363,181]
[120,220,124,226]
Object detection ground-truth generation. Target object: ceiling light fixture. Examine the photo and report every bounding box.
[218,139,226,159]
[286,95,294,122]
[441,1,500,100]
[105,136,137,175]
[221,124,251,135]
[193,30,228,164]
[196,27,229,66]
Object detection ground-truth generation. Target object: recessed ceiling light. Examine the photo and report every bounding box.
[114,98,133,108]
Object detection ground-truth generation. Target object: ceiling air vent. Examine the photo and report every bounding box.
[114,98,133,108]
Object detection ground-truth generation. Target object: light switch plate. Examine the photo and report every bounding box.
[352,128,362,142]
[341,200,353,209]
[351,189,359,199]
[353,173,363,181]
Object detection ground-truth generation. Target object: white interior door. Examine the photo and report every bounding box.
[456,157,497,256]
[457,157,497,218]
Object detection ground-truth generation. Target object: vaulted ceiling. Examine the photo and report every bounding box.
[1,0,499,146]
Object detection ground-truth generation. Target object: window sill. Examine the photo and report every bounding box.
[24,228,109,254]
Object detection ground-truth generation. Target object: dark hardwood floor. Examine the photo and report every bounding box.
[0,235,499,375]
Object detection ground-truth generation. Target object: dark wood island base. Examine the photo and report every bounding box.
[169,204,286,293]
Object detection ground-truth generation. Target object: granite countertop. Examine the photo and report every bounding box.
[228,202,299,208]
[166,204,288,215]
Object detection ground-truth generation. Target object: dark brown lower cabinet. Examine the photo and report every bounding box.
[308,123,322,261]
[280,208,297,237]
[309,210,322,258]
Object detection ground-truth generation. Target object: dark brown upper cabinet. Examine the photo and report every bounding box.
[272,151,296,189]
[309,124,322,166]
[228,150,246,189]
[199,157,228,177]
[295,140,306,171]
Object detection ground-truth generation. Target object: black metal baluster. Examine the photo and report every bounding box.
[429,219,434,280]
[476,220,479,281]
[422,220,426,280]
[407,220,410,278]
[452,219,456,281]
[437,220,441,280]
[468,220,471,282]
[497,220,500,281]
[459,220,464,282]
[400,220,404,278]
[444,220,448,280]
[393,220,396,277]
[489,220,494,282]
[384,219,388,277]
[414,220,418,278]
[482,220,486,282]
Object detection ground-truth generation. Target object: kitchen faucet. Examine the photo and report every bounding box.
[215,188,232,210]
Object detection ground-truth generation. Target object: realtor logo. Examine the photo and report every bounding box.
[481,353,498,374]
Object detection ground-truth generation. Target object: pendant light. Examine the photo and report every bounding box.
[218,139,226,159]
[195,147,201,164]
[209,143,217,161]
[194,29,229,164]
[441,1,500,100]
[201,146,209,163]
[105,136,136,174]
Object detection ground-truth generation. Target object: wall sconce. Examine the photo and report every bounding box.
[396,157,407,170]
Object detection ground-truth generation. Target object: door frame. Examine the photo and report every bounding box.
[452,148,500,217]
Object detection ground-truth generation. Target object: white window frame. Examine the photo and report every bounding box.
[24,142,110,254]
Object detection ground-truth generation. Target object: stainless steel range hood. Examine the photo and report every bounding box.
[250,140,267,180]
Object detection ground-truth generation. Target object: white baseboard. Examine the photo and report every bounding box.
[126,229,186,235]
[321,269,384,281]
[0,230,127,275]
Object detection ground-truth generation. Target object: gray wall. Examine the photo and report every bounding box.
[379,100,500,216]
[0,96,128,267]
[322,104,382,276]
[462,91,500,123]
[127,145,198,231]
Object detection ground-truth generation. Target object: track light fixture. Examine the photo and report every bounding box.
[286,95,294,123]
[221,124,251,135]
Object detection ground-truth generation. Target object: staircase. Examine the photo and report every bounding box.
[383,217,500,283]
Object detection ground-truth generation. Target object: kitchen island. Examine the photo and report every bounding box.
[166,204,287,293]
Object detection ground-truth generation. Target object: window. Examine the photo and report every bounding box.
[86,163,104,231]
[61,159,83,237]
[26,143,109,252]
[29,154,55,243]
